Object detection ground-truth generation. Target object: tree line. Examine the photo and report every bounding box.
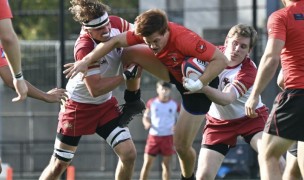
[10,0,139,40]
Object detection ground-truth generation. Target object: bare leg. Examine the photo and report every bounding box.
[283,150,302,180]
[196,148,225,180]
[121,45,170,82]
[39,139,77,180]
[161,155,172,180]
[258,133,293,180]
[140,153,156,180]
[250,131,286,173]
[174,106,205,178]
[297,141,304,178]
[114,139,136,180]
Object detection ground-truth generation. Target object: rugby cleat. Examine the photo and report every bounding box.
[118,99,146,127]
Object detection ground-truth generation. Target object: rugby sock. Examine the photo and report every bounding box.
[181,173,195,180]
[124,89,141,102]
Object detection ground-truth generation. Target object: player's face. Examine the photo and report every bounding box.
[224,35,251,66]
[157,86,171,100]
[142,31,169,54]
[87,22,111,42]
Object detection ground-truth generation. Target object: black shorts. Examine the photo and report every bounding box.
[265,89,304,141]
[170,73,219,115]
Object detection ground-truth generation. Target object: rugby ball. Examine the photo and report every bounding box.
[181,57,208,80]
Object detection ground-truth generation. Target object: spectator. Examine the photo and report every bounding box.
[140,80,180,180]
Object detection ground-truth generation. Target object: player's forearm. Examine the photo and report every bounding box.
[85,34,127,65]
[200,50,228,85]
[25,81,49,102]
[2,35,22,74]
[86,76,124,97]
[203,86,234,105]
[142,117,151,130]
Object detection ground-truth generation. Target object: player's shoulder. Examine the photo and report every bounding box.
[238,57,257,77]
[147,97,156,104]
[109,15,123,24]
[270,6,288,20]
[242,57,256,69]
[110,15,133,32]
[75,33,94,49]
[169,22,194,36]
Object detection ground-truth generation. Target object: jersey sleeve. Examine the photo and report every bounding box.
[126,31,144,46]
[109,16,134,32]
[74,36,100,72]
[146,98,154,109]
[0,0,13,19]
[232,58,257,97]
[74,36,95,61]
[177,31,216,62]
[267,10,286,41]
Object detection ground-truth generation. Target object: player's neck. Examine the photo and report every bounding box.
[158,96,170,102]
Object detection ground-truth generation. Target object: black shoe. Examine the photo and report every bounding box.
[118,99,146,127]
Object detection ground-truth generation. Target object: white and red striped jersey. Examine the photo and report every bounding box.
[147,97,180,136]
[66,16,133,104]
[208,55,264,120]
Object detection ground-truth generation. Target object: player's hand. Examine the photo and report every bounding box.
[183,77,203,92]
[123,65,139,80]
[245,95,259,118]
[44,88,68,104]
[63,60,89,79]
[12,78,28,102]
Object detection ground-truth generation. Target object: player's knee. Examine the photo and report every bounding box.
[174,143,189,155]
[120,148,137,164]
[51,161,70,176]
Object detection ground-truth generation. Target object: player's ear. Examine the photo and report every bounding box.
[224,37,228,46]
[248,48,252,55]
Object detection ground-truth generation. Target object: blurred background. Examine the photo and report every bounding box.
[0,0,283,179]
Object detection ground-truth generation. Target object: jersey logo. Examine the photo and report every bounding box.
[1,50,5,58]
[196,40,207,53]
[223,77,230,86]
[100,58,107,65]
[167,52,178,62]
[63,122,73,129]
[294,13,304,20]
[116,47,122,54]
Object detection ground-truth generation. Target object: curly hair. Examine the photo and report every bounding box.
[69,0,111,24]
